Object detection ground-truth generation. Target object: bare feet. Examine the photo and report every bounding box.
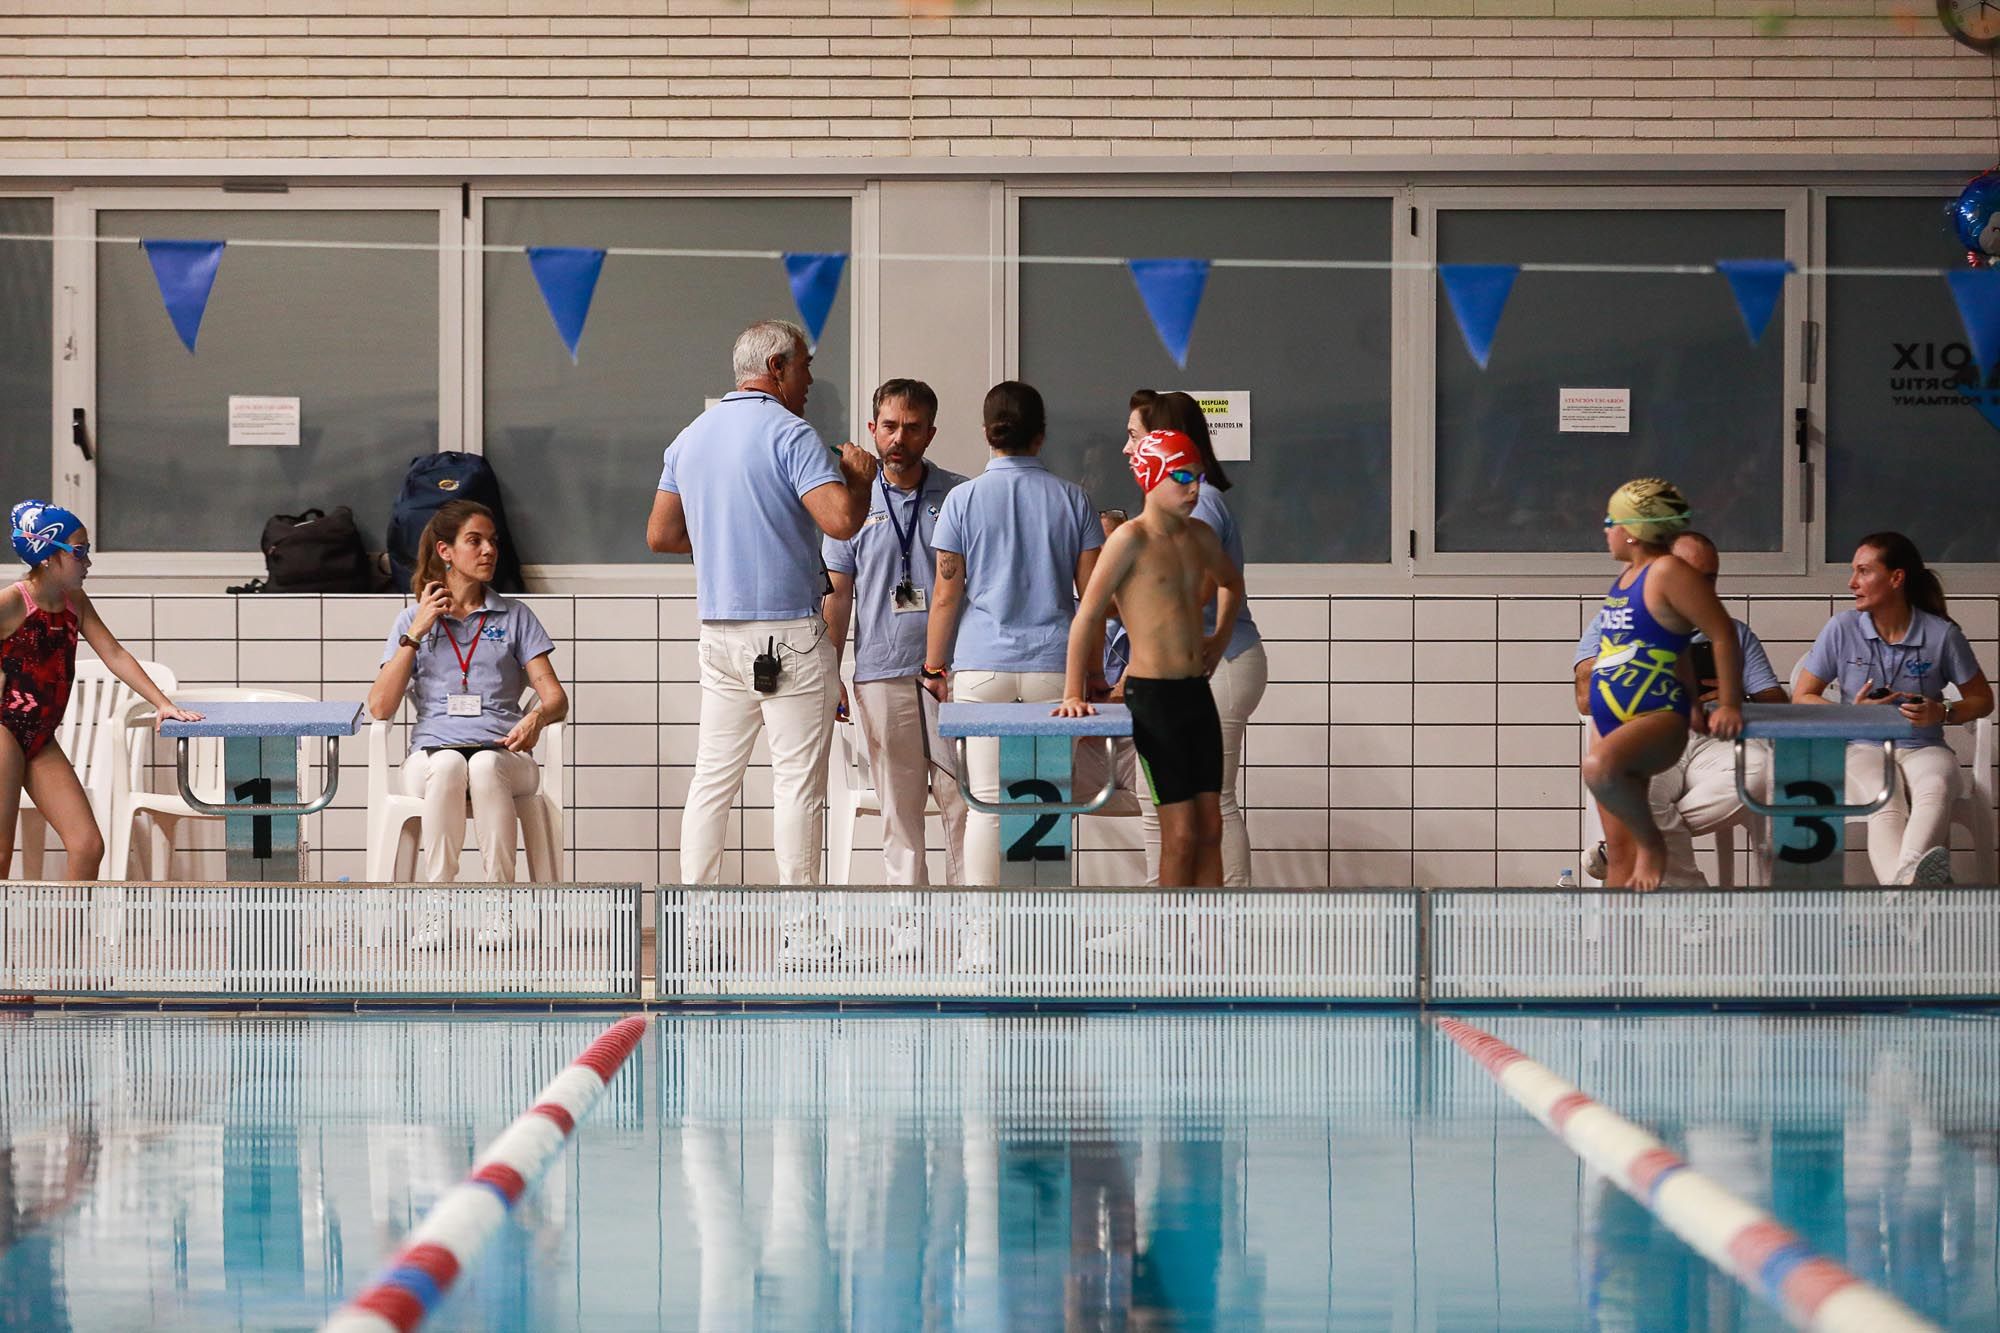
[1630,836,1667,892]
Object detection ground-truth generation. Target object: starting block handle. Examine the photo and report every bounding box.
[175,735,344,816]
[1734,737,1895,818]
[954,735,1120,816]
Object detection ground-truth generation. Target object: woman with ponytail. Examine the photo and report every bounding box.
[923,383,1105,947]
[1796,532,1993,886]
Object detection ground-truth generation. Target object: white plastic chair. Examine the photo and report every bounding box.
[363,716,564,882]
[108,687,318,882]
[827,715,967,884]
[13,659,176,880]
[1786,662,1998,884]
[1577,715,1761,889]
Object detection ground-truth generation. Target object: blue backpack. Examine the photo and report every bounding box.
[386,451,526,593]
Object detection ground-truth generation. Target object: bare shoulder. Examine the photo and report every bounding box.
[1185,517,1224,552]
[0,583,27,639]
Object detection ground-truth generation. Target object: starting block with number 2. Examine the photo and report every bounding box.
[938,702,1132,887]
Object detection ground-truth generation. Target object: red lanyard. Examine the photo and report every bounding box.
[442,612,491,690]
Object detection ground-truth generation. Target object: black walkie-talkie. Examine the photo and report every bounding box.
[753,637,780,694]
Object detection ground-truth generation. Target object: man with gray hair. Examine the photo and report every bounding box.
[649,319,877,964]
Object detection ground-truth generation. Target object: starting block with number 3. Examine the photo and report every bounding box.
[938,702,1132,887]
[1734,703,1912,887]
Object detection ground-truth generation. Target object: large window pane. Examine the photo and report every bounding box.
[97,209,438,552]
[1019,196,1394,563]
[1825,196,2000,563]
[482,197,853,566]
[1434,209,1787,554]
[0,200,52,508]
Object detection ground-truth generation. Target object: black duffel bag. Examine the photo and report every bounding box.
[257,507,380,593]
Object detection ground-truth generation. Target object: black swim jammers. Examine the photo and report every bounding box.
[1123,674,1223,807]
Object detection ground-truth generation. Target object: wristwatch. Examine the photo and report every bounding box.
[920,663,947,681]
[398,633,421,651]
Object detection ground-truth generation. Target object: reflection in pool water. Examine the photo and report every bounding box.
[0,1011,1996,1331]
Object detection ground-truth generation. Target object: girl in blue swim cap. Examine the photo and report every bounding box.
[1,500,200,879]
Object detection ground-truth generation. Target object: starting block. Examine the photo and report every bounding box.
[1734,703,1913,888]
[937,702,1132,886]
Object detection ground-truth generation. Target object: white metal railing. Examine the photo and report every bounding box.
[0,883,640,999]
[654,888,1421,1001]
[1428,889,2000,1002]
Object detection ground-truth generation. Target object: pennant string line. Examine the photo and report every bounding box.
[0,229,1975,279]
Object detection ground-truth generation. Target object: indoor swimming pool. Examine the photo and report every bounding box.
[1,1008,1995,1331]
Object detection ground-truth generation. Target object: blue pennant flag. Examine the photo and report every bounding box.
[783,252,847,346]
[526,246,607,363]
[1437,264,1519,370]
[1954,381,2000,434]
[141,238,225,353]
[1948,268,2000,380]
[1714,259,1795,346]
[1127,258,1210,370]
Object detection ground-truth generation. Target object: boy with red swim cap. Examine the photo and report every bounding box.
[1055,431,1245,887]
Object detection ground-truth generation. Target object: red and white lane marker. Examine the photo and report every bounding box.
[321,1014,650,1333]
[1434,1016,1938,1333]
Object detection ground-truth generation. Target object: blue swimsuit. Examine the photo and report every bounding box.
[1589,562,1693,736]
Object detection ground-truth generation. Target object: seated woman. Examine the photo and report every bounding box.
[367,500,567,906]
[1795,531,1993,887]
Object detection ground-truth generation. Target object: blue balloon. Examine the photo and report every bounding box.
[1951,171,2000,260]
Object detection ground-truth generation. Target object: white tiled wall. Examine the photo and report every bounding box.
[25,592,1999,889]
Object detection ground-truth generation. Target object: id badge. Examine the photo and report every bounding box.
[447,693,483,717]
[893,582,928,613]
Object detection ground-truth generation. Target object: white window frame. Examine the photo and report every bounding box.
[1410,185,1810,578]
[1004,182,1414,588]
[462,183,867,586]
[56,186,463,580]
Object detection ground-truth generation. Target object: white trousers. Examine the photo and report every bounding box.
[952,669,1066,886]
[400,745,540,883]
[852,675,967,886]
[1136,642,1268,888]
[1845,742,1963,885]
[1651,732,1767,888]
[681,617,838,888]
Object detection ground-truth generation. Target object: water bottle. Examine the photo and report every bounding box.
[1556,868,1579,889]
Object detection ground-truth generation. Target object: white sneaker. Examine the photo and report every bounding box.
[881,922,923,963]
[1084,926,1150,960]
[1583,840,1609,882]
[1905,846,1955,889]
[780,930,843,970]
[954,922,994,973]
[410,913,447,952]
[475,904,515,949]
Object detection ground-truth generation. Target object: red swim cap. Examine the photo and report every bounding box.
[1128,429,1199,493]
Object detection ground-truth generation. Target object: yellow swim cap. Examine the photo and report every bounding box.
[1605,478,1692,544]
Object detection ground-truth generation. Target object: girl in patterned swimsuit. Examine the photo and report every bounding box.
[0,501,198,880]
[1580,480,1745,892]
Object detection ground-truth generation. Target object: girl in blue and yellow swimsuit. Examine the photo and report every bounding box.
[1581,479,1745,891]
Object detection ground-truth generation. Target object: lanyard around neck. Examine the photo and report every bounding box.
[878,467,925,584]
[443,611,491,689]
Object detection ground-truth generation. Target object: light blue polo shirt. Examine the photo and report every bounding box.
[1103,619,1131,688]
[1799,607,1984,749]
[1573,611,1783,698]
[822,462,968,683]
[657,391,844,621]
[930,455,1105,674]
[381,591,556,751]
[1191,488,1260,661]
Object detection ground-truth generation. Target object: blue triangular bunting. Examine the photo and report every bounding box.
[1948,268,2000,380]
[1437,264,1519,370]
[141,238,225,353]
[1714,259,1794,346]
[526,246,607,362]
[783,252,847,346]
[1126,258,1210,370]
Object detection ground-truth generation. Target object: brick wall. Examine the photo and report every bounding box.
[1,1,1992,162]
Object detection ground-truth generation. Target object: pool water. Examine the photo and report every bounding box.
[1,1009,1995,1331]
